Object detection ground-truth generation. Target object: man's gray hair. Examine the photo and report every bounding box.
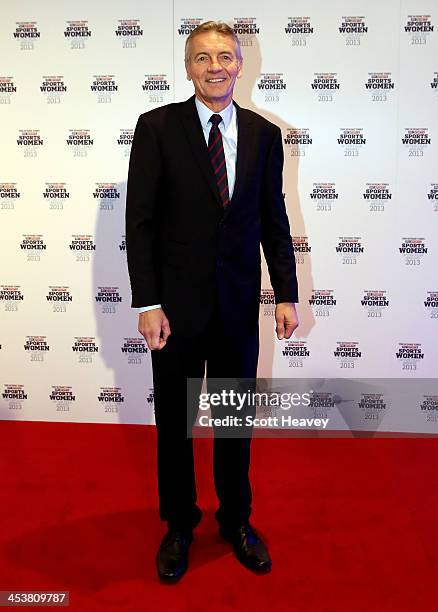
[184,21,242,62]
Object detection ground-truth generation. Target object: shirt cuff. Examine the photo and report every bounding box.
[137,304,161,313]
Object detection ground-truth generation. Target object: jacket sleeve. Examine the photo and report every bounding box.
[125,114,162,307]
[260,126,299,304]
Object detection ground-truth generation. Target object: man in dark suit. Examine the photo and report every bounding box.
[126,21,299,582]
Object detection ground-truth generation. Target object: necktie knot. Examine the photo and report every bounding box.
[209,114,222,128]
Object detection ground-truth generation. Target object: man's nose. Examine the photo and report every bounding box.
[208,59,222,71]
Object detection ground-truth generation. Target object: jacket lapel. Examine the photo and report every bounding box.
[179,95,255,214]
[228,101,254,214]
[180,95,223,209]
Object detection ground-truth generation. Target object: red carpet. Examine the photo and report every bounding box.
[0,421,437,611]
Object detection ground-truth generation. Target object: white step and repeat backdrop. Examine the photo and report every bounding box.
[1,1,437,431]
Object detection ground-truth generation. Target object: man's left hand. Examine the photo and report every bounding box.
[275,302,299,340]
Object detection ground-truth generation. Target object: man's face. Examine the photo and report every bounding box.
[185,31,243,110]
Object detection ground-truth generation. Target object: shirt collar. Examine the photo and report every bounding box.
[195,96,234,131]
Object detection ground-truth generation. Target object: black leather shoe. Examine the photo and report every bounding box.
[156,530,192,583]
[220,523,272,573]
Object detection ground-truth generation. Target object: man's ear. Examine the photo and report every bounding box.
[185,61,192,82]
[237,60,243,79]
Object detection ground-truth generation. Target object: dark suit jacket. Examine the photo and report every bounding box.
[125,95,298,337]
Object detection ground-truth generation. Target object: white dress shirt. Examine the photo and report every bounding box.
[137,96,238,313]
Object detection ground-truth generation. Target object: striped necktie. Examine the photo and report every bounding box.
[208,114,230,207]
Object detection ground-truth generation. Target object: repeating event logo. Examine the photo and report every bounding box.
[363,183,392,212]
[95,286,122,314]
[0,285,24,313]
[0,77,16,104]
[233,17,259,47]
[177,18,203,36]
[66,129,94,157]
[399,237,427,267]
[338,128,366,157]
[309,289,337,318]
[420,395,438,425]
[142,74,171,105]
[147,387,154,406]
[98,387,125,414]
[69,234,96,263]
[311,73,340,103]
[281,340,310,369]
[40,76,67,104]
[119,235,126,252]
[14,22,40,50]
[402,128,431,157]
[121,337,148,365]
[257,74,286,104]
[284,128,312,157]
[334,341,362,369]
[24,335,50,363]
[309,392,335,419]
[427,183,438,212]
[72,337,98,364]
[284,16,314,47]
[431,73,438,101]
[404,15,434,45]
[396,342,424,372]
[365,73,394,103]
[49,386,76,413]
[46,286,72,313]
[361,290,389,319]
[339,16,368,46]
[64,20,92,49]
[93,183,120,211]
[91,75,118,103]
[358,393,387,428]
[310,182,338,212]
[17,129,43,158]
[117,129,134,157]
[292,236,311,265]
[424,291,438,319]
[2,384,27,411]
[43,182,70,211]
[0,182,20,211]
[260,289,275,317]
[115,19,143,48]
[336,237,364,265]
[20,234,46,262]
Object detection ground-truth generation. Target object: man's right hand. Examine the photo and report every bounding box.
[138,308,171,351]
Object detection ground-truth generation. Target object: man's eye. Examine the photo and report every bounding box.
[197,56,207,62]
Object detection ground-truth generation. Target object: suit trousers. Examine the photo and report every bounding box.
[151,300,259,532]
